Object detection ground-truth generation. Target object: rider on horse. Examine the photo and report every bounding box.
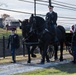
[45,5,58,43]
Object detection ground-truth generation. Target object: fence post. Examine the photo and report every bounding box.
[3,36,5,58]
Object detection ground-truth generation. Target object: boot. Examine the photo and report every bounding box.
[31,54,36,58]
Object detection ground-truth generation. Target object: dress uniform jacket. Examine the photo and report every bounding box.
[7,34,19,49]
[45,11,57,26]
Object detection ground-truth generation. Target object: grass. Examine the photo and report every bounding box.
[0,50,71,64]
[0,50,74,75]
[0,28,70,38]
[0,27,22,38]
[14,63,76,75]
[0,54,41,64]
[0,29,74,75]
[0,49,72,64]
[0,55,26,64]
[12,50,74,75]
[66,30,70,33]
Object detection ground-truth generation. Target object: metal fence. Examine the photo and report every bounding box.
[0,36,26,58]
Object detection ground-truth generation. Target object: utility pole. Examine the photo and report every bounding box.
[49,0,51,6]
[34,0,36,16]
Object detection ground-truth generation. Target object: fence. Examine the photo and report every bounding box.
[0,36,26,58]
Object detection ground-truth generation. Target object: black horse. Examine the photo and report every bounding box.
[19,19,39,63]
[29,15,66,64]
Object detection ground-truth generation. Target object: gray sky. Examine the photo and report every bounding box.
[0,0,76,27]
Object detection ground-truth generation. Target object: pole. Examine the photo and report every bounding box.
[22,40,25,57]
[49,0,51,6]
[34,0,36,16]
[3,36,5,58]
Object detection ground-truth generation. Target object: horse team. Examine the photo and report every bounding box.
[19,14,68,64]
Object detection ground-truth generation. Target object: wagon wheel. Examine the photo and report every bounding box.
[66,46,73,56]
[47,45,54,58]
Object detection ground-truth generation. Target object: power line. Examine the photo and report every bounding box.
[37,14,76,20]
[0,1,76,21]
[37,0,76,11]
[0,8,33,14]
[58,22,75,25]
[18,0,76,21]
[0,7,76,20]
[58,20,76,21]
[19,0,48,6]
[0,8,76,26]
[58,16,76,20]
[37,0,76,8]
[19,0,76,12]
[53,0,76,7]
[36,0,76,9]
[58,21,76,23]
[52,2,76,10]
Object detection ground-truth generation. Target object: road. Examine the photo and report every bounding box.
[0,54,73,75]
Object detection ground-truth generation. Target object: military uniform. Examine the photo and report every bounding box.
[7,28,19,63]
[45,11,57,27]
[45,6,58,43]
[72,32,76,63]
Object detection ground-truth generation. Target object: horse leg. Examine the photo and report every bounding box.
[31,45,37,58]
[39,44,43,57]
[59,43,63,61]
[40,44,48,64]
[46,52,50,62]
[26,45,31,63]
[54,45,58,61]
[39,45,50,63]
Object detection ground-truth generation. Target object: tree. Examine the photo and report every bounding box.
[1,14,10,19]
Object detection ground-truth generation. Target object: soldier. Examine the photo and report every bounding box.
[45,5,58,43]
[7,27,20,63]
[71,26,76,64]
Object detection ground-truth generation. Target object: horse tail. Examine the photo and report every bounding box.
[57,25,65,34]
[57,25,66,45]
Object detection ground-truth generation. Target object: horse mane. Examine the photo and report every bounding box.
[32,16,46,33]
[23,19,29,24]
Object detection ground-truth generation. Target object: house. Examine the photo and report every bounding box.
[3,17,20,28]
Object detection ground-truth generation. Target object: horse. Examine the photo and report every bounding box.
[19,19,39,63]
[29,15,66,64]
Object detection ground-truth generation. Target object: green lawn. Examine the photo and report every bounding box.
[14,63,76,75]
[0,28,70,38]
[0,27,22,38]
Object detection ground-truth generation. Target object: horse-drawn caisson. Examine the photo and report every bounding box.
[19,14,72,64]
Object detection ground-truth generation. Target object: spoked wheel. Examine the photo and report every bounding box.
[66,46,73,56]
[47,45,54,58]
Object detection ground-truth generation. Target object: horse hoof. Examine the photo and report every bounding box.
[60,59,63,61]
[54,59,59,62]
[54,58,58,61]
[39,60,45,64]
[39,62,45,64]
[27,61,31,63]
[47,60,51,63]
[31,54,36,58]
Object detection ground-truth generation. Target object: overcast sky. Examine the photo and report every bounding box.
[0,0,76,27]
